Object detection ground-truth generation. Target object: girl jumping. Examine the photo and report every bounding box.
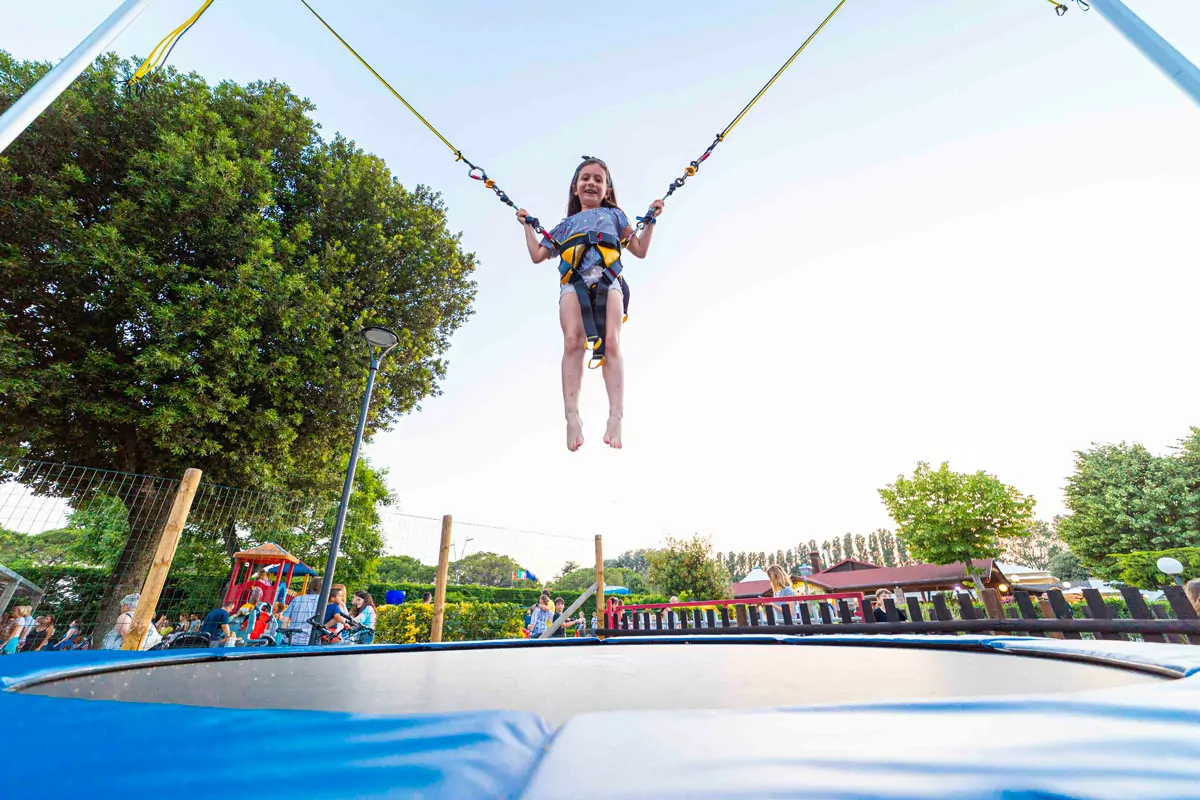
[517,158,663,451]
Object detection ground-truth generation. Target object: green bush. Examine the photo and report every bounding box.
[374,601,524,644]
[1108,548,1200,589]
[367,581,666,610]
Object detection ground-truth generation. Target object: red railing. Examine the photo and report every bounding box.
[605,592,870,630]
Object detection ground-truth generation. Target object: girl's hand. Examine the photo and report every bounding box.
[648,199,665,217]
[516,208,529,224]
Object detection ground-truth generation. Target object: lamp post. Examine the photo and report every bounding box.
[796,563,813,594]
[315,326,399,625]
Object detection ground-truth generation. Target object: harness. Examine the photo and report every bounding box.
[557,225,630,370]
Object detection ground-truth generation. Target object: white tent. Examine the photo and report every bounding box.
[739,567,769,583]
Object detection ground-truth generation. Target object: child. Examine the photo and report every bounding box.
[517,157,663,451]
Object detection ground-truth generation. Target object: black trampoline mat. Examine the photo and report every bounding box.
[21,643,1162,726]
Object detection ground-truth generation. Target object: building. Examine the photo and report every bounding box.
[802,558,1009,597]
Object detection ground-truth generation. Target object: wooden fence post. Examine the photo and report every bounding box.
[595,535,604,637]
[123,468,202,650]
[1036,596,1065,640]
[430,515,453,643]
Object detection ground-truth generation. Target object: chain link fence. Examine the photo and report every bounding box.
[1,458,594,651]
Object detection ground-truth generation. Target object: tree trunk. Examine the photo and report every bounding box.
[90,474,177,648]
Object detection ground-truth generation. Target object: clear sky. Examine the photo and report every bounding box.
[6,1,1200,578]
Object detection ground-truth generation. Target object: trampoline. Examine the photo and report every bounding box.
[6,636,1200,799]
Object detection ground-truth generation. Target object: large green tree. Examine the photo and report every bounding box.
[878,462,1036,586]
[646,535,731,601]
[1058,432,1200,578]
[451,552,520,587]
[0,53,475,635]
[375,554,437,585]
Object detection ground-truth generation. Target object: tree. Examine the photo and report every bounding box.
[375,555,437,585]
[552,565,645,594]
[896,534,911,566]
[558,560,581,580]
[842,534,854,562]
[606,549,652,577]
[878,530,897,568]
[879,462,1036,587]
[646,535,731,600]
[1046,550,1089,584]
[1002,518,1065,570]
[0,53,475,635]
[451,552,520,587]
[829,537,843,564]
[1058,433,1200,579]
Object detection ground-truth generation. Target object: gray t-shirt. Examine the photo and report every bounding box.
[541,207,629,286]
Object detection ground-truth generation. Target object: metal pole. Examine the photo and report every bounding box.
[0,0,154,154]
[315,352,380,621]
[1088,0,1200,107]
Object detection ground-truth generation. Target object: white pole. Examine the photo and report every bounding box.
[0,0,154,155]
[1088,0,1200,107]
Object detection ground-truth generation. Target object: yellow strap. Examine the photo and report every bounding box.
[1047,0,1068,11]
[720,0,848,140]
[299,0,463,160]
[128,0,215,86]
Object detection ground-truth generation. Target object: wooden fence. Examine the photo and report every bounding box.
[600,586,1200,644]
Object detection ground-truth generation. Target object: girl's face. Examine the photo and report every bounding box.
[574,163,609,209]
[352,595,364,609]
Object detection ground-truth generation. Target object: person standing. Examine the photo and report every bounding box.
[21,615,55,652]
[101,594,161,650]
[527,596,554,638]
[550,597,580,638]
[281,576,323,646]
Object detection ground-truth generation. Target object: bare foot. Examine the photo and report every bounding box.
[566,415,584,452]
[603,415,623,449]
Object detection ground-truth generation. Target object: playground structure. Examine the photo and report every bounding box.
[223,542,312,609]
[4,4,1200,796]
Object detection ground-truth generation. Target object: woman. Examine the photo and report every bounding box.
[1186,578,1200,617]
[527,596,554,638]
[1,610,22,655]
[20,615,55,652]
[154,614,173,636]
[101,594,162,650]
[351,591,377,644]
[766,564,799,622]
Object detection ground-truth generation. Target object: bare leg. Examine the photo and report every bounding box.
[559,293,587,451]
[601,287,624,449]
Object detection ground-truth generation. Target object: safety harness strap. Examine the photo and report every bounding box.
[560,247,623,369]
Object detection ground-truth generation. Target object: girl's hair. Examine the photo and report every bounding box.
[353,591,375,610]
[767,564,790,593]
[566,158,621,216]
[1186,578,1200,616]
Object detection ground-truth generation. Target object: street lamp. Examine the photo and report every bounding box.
[316,326,400,627]
[1157,556,1185,588]
[795,563,813,594]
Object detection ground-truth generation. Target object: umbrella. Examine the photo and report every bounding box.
[604,586,631,596]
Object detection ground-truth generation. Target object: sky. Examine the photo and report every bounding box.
[5,1,1200,578]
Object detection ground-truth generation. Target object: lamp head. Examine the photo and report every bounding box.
[1157,556,1184,576]
[362,326,400,350]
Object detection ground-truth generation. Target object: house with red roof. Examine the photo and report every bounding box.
[801,557,1008,596]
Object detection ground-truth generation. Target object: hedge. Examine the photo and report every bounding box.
[375,601,524,644]
[367,582,666,609]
